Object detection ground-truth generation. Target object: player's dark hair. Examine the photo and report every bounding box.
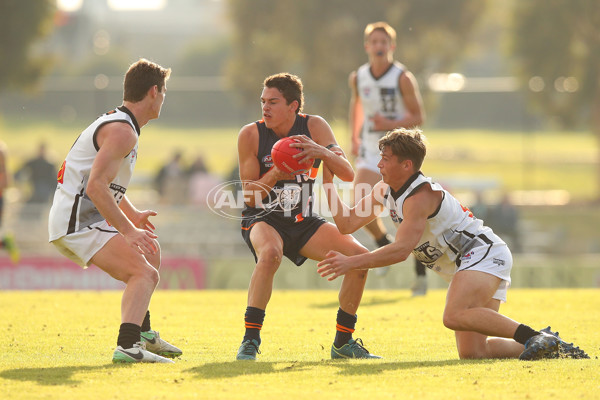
[378,128,426,171]
[263,73,304,114]
[123,58,171,102]
[364,21,397,45]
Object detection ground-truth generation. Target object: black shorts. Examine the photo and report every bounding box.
[241,211,327,266]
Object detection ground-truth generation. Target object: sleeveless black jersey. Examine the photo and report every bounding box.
[243,113,321,223]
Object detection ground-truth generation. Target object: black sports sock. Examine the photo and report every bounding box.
[334,308,357,348]
[415,260,427,276]
[375,234,392,247]
[117,323,141,349]
[141,311,151,332]
[243,306,265,345]
[513,324,540,345]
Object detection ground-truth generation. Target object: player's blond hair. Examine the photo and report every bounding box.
[364,21,396,45]
[378,128,426,171]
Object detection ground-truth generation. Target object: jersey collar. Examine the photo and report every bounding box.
[117,105,141,136]
[389,171,423,201]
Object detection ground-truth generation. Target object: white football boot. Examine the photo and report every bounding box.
[112,341,174,363]
[140,330,183,358]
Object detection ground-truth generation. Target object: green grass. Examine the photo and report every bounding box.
[0,119,597,200]
[0,290,598,399]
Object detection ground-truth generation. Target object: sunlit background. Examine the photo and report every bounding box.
[0,0,599,290]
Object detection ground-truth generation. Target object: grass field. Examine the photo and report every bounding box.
[1,289,598,400]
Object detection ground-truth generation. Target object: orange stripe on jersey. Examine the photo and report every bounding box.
[336,324,355,333]
[308,165,319,179]
[241,222,259,231]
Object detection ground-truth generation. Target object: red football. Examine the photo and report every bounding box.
[271,136,314,175]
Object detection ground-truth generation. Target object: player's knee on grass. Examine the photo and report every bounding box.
[457,345,487,360]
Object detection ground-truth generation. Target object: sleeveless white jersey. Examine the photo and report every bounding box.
[357,61,405,136]
[48,106,139,240]
[384,172,505,282]
[356,61,406,171]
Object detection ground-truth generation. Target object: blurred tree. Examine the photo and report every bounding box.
[0,0,55,92]
[176,38,232,76]
[225,0,486,120]
[511,0,600,199]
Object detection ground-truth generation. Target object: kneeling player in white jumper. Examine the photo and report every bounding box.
[317,128,588,360]
[48,59,181,363]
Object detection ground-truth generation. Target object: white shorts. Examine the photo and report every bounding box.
[456,243,513,302]
[50,220,119,268]
[356,132,385,173]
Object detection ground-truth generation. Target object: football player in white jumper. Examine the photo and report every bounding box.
[318,128,587,360]
[48,59,181,363]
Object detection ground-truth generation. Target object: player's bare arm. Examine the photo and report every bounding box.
[86,122,157,254]
[370,71,425,132]
[293,116,354,182]
[317,185,437,281]
[238,123,293,208]
[348,71,363,157]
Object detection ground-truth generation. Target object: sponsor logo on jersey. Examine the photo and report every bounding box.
[414,241,443,264]
[57,160,66,184]
[390,209,400,223]
[262,155,273,168]
[129,148,137,163]
[461,251,475,261]
[109,183,126,202]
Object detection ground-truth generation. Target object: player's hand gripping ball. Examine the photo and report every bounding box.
[271,136,314,175]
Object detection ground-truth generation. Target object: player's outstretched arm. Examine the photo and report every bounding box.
[322,178,386,235]
[317,186,432,281]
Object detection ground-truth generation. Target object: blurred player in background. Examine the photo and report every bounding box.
[236,73,380,361]
[318,128,588,360]
[0,140,19,263]
[349,21,427,294]
[48,59,181,363]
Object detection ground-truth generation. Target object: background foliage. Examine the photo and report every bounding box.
[0,0,55,93]
[225,0,486,120]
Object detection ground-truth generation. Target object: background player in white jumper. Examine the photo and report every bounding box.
[349,22,427,292]
[317,128,587,360]
[48,59,181,363]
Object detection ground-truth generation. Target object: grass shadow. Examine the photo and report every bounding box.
[310,295,410,309]
[0,364,124,386]
[185,358,497,380]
